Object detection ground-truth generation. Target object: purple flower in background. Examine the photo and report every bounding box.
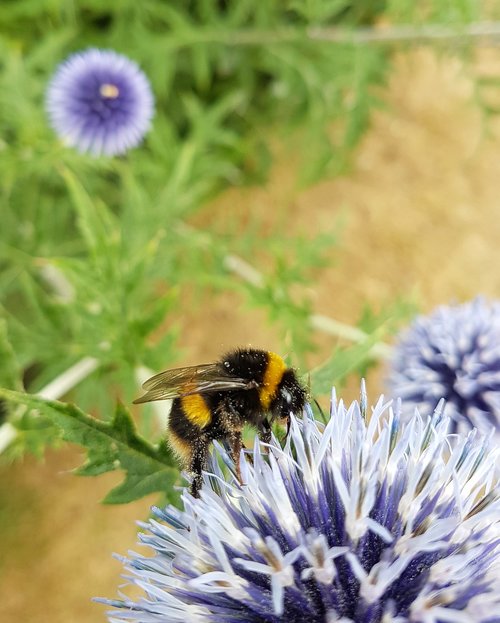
[97,390,500,622]
[387,297,500,437]
[46,49,154,156]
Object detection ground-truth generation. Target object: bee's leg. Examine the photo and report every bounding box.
[218,402,244,484]
[228,429,243,484]
[285,415,291,440]
[258,419,272,445]
[258,416,289,447]
[189,435,210,498]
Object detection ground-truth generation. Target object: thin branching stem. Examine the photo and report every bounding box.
[164,21,500,49]
[307,21,500,45]
[36,357,99,400]
[224,254,392,359]
[176,223,393,360]
[0,356,99,453]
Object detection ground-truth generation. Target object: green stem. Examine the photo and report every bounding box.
[176,223,393,360]
[0,356,99,453]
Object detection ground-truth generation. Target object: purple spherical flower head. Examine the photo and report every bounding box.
[97,387,500,623]
[387,297,500,437]
[46,49,154,156]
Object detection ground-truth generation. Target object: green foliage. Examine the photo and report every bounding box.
[0,320,22,390]
[309,330,386,395]
[385,0,479,23]
[1,1,384,418]
[4,407,61,460]
[0,0,492,506]
[239,230,339,360]
[308,296,415,397]
[357,296,418,336]
[0,388,180,504]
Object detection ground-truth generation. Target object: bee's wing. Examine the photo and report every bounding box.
[133,363,252,404]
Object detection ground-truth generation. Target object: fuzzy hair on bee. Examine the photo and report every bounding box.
[134,347,307,497]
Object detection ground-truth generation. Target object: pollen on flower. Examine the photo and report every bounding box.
[99,83,120,98]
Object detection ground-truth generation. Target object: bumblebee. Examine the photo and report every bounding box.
[134,347,306,497]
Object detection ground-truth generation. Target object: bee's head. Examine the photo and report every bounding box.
[271,369,306,418]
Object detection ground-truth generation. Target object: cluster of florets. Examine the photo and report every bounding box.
[387,297,500,438]
[46,48,154,156]
[98,389,500,623]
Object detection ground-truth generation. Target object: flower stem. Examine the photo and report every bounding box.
[309,314,392,360]
[36,357,99,400]
[165,21,500,50]
[0,356,99,454]
[176,223,393,359]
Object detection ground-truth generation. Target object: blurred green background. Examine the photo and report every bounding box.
[2,1,500,621]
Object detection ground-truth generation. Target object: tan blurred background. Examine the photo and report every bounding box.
[3,48,500,622]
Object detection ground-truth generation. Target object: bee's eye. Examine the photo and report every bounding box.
[281,388,292,404]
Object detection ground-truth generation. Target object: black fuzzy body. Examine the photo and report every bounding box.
[167,348,306,496]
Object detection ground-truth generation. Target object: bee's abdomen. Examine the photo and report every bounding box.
[168,394,212,440]
[167,396,212,463]
[167,428,192,465]
[181,393,212,428]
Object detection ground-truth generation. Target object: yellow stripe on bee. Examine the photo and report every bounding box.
[181,393,212,428]
[167,429,192,466]
[259,352,287,410]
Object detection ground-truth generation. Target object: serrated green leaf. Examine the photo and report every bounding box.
[0,389,180,505]
[6,409,62,460]
[103,464,178,504]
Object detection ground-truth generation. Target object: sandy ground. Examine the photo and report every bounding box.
[3,48,500,622]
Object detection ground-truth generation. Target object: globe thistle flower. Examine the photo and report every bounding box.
[46,49,154,156]
[97,388,500,622]
[387,297,500,437]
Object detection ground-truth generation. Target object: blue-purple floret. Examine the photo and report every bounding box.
[387,297,500,438]
[46,48,154,156]
[98,389,500,622]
